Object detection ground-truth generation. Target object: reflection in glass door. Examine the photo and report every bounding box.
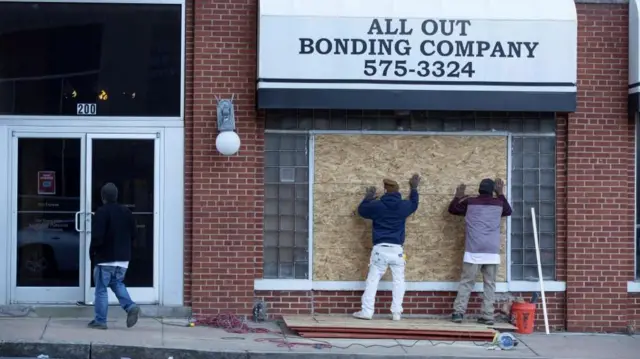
[85,135,158,304]
[12,135,86,303]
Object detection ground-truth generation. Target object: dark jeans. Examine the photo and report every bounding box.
[93,265,136,324]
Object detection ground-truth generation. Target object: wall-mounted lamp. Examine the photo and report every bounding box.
[215,95,241,156]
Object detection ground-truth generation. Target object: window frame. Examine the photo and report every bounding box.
[257,111,566,293]
[0,0,185,121]
[630,114,640,292]
[509,133,557,281]
[262,130,311,280]
[635,113,640,281]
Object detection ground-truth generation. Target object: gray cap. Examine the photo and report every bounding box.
[101,182,118,203]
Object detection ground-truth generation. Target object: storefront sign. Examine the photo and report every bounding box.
[257,0,578,112]
[37,171,56,195]
[297,19,539,80]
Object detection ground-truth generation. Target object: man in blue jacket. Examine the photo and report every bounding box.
[352,174,420,321]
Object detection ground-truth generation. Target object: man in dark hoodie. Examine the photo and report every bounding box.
[352,174,420,321]
[88,183,140,330]
[448,178,512,325]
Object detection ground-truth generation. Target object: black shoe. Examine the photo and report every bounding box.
[477,317,495,326]
[126,306,140,328]
[451,313,463,323]
[88,320,107,330]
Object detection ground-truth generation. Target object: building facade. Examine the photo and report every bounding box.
[187,0,639,333]
[0,0,638,334]
[0,0,185,308]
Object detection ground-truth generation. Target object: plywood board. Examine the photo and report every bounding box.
[297,332,495,341]
[283,315,514,331]
[313,135,507,282]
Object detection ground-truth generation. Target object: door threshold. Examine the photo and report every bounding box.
[1,304,191,318]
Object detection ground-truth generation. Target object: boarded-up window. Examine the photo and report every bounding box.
[264,110,556,281]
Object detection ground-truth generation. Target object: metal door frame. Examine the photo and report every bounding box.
[84,132,160,304]
[9,127,162,304]
[9,131,87,303]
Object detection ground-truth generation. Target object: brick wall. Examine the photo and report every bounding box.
[565,3,635,332]
[186,0,264,316]
[183,0,194,308]
[185,0,639,332]
[556,116,568,284]
[630,295,640,332]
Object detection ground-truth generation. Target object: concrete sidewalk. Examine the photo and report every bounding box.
[0,317,638,359]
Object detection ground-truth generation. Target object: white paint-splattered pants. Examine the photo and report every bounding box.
[360,244,406,317]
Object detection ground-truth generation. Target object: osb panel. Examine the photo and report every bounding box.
[313,135,507,282]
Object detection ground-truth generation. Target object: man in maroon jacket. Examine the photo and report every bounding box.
[447,178,512,325]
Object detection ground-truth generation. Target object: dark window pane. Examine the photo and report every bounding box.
[636,227,640,279]
[0,2,181,116]
[90,139,155,287]
[16,138,81,287]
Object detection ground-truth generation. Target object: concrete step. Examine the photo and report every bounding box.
[0,304,191,318]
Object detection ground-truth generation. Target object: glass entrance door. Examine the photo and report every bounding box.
[84,134,159,304]
[11,134,87,303]
[11,131,159,304]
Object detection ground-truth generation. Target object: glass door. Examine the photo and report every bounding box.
[84,134,159,304]
[11,133,87,303]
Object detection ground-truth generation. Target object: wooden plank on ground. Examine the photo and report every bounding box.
[298,331,495,341]
[296,328,497,338]
[290,324,495,335]
[283,315,515,332]
[310,315,515,330]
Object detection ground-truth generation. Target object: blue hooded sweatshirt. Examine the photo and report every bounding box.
[357,189,419,246]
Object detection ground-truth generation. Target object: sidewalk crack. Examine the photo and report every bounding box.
[39,317,51,340]
[517,336,542,357]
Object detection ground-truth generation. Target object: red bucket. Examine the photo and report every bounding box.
[511,302,536,334]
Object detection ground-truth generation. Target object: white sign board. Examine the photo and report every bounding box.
[257,0,577,111]
[260,14,575,87]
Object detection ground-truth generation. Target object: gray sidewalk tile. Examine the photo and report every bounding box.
[398,339,538,358]
[41,318,162,347]
[4,317,640,359]
[0,318,49,341]
[517,333,640,359]
[281,336,409,356]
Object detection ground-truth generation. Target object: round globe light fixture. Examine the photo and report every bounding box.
[215,131,241,156]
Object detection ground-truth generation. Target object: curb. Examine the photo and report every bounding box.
[0,341,543,359]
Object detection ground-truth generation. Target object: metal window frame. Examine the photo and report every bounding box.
[636,113,639,280]
[264,125,558,284]
[263,131,311,279]
[308,135,315,281]
[307,129,511,283]
[507,134,512,282]
[0,0,186,121]
[510,133,557,281]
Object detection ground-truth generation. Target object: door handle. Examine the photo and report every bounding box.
[75,211,83,232]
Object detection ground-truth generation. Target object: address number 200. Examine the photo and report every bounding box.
[363,59,475,79]
[77,103,97,116]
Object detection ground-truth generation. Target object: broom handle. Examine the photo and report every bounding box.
[530,207,550,335]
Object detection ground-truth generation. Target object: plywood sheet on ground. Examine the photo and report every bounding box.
[283,315,516,331]
[313,135,507,282]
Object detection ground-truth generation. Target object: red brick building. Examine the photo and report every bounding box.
[0,0,637,335]
[185,0,640,333]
